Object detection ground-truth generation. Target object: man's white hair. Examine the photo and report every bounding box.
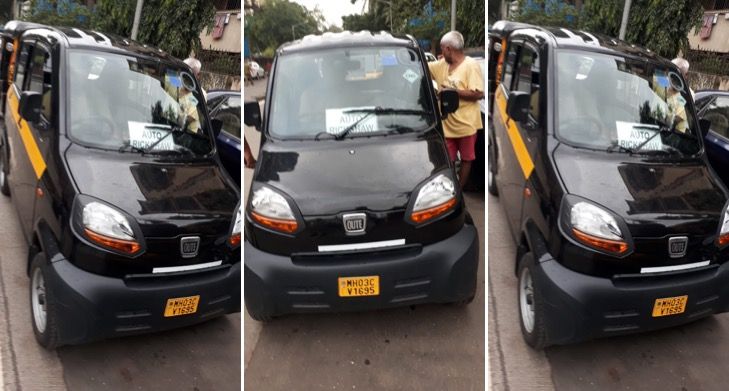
[672,57,690,75]
[440,31,464,51]
[184,57,202,74]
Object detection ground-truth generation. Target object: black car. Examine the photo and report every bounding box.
[694,90,729,187]
[489,23,729,349]
[207,90,241,186]
[243,31,479,321]
[0,21,240,348]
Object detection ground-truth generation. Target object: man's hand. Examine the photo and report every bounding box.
[456,89,484,102]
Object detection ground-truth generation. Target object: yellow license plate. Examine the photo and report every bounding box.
[652,295,688,317]
[338,276,379,297]
[164,295,200,317]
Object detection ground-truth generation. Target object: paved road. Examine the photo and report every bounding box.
[0,126,241,390]
[243,78,485,390]
[488,190,729,391]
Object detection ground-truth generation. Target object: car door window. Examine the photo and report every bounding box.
[704,96,729,139]
[26,44,52,123]
[215,95,241,139]
[13,42,32,91]
[514,45,540,122]
[501,42,520,92]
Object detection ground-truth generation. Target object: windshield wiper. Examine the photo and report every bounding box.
[621,124,677,154]
[118,142,146,154]
[334,108,432,140]
[141,124,184,154]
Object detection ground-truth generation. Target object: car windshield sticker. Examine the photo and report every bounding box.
[128,121,175,151]
[655,71,670,88]
[403,68,419,83]
[325,107,379,134]
[616,121,663,151]
[381,50,397,66]
[167,71,182,88]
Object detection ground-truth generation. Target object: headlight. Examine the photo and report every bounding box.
[229,202,242,247]
[82,201,141,254]
[410,174,457,224]
[716,205,729,247]
[568,201,628,254]
[249,186,298,233]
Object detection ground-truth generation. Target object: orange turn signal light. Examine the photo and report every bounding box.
[84,228,141,254]
[411,198,457,224]
[572,228,628,254]
[717,233,729,247]
[229,232,241,247]
[251,211,298,233]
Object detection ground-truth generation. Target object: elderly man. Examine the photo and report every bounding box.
[672,57,695,99]
[428,31,484,189]
[184,57,207,99]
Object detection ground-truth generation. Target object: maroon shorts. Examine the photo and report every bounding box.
[445,134,477,162]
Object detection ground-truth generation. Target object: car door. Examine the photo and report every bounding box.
[212,94,241,186]
[512,42,550,238]
[700,95,729,185]
[492,39,529,238]
[5,38,44,238]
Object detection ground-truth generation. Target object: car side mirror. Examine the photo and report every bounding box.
[700,118,711,138]
[19,91,42,123]
[211,118,223,137]
[440,89,459,119]
[244,101,262,131]
[506,91,530,123]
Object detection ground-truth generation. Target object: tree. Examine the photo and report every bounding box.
[513,0,579,28]
[581,0,703,58]
[26,0,93,28]
[0,0,14,23]
[342,11,388,32]
[246,0,323,55]
[25,0,215,59]
[93,0,215,59]
[488,0,503,25]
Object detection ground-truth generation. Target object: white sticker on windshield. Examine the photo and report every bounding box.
[325,107,379,134]
[616,121,663,151]
[128,121,175,151]
[403,68,419,84]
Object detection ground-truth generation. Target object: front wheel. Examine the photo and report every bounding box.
[517,253,548,349]
[30,253,60,349]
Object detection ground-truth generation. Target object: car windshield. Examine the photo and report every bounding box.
[556,50,700,155]
[67,50,213,155]
[268,46,435,139]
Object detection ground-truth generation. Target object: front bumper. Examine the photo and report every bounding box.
[46,258,241,346]
[244,224,479,319]
[535,257,729,345]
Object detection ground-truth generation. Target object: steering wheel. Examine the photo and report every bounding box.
[70,116,116,141]
[558,116,605,144]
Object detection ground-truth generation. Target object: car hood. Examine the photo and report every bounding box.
[65,144,240,237]
[553,145,727,237]
[253,132,450,216]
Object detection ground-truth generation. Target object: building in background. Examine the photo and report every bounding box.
[197,0,242,90]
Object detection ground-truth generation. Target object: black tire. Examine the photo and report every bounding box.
[0,141,10,197]
[487,131,498,196]
[246,307,273,322]
[29,253,61,350]
[517,253,548,349]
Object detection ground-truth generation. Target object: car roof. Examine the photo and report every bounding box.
[2,20,179,63]
[278,30,418,55]
[492,20,670,66]
[696,89,729,98]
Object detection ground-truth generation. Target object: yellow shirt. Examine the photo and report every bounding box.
[428,57,484,138]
